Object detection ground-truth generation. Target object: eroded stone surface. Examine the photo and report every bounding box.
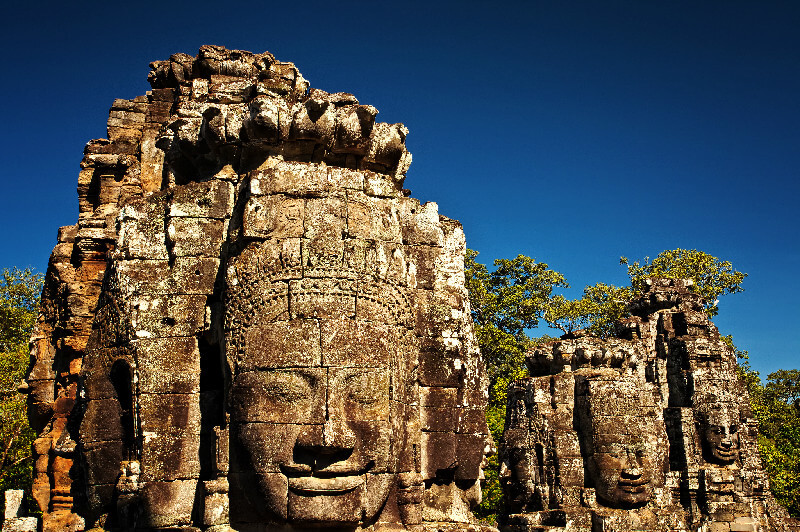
[24,46,491,532]
[501,279,800,531]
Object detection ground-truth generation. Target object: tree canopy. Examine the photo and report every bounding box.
[621,248,747,317]
[0,267,42,497]
[468,248,759,521]
[741,363,800,517]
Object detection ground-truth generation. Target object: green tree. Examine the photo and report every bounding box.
[621,248,747,317]
[0,268,42,495]
[741,364,800,518]
[544,282,632,337]
[465,250,565,522]
[543,249,748,337]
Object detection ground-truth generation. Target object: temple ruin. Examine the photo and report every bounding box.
[23,46,492,532]
[501,279,799,531]
[17,46,799,532]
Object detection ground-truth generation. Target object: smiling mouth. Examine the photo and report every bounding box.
[618,478,649,493]
[713,448,738,459]
[281,461,371,495]
[287,474,365,494]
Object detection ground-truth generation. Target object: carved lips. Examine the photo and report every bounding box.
[287,474,365,494]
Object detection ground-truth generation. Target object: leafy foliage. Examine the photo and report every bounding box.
[621,248,747,317]
[0,268,42,352]
[0,268,42,495]
[466,249,567,379]
[465,251,565,522]
[739,360,800,518]
[544,282,632,337]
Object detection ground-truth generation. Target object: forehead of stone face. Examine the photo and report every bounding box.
[580,374,660,444]
[704,404,740,426]
[591,417,653,446]
[584,375,645,417]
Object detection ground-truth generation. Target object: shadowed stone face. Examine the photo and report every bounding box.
[589,429,654,508]
[578,376,664,510]
[700,407,740,464]
[231,365,394,524]
[225,265,405,526]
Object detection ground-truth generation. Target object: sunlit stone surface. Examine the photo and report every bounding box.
[24,46,493,532]
[501,279,799,531]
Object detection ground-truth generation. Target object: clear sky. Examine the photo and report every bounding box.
[1,1,797,378]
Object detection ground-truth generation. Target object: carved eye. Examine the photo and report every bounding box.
[346,371,387,405]
[729,424,739,434]
[263,374,311,402]
[604,444,623,458]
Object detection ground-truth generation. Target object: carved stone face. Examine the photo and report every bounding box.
[229,318,397,526]
[701,408,740,464]
[590,431,654,508]
[500,446,536,513]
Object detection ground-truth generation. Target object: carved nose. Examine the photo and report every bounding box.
[621,450,643,478]
[294,420,355,453]
[323,417,356,450]
[499,462,511,481]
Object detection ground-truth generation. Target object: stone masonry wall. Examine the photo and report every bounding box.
[24,46,493,532]
[501,279,800,532]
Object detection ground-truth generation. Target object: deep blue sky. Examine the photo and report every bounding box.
[1,1,797,378]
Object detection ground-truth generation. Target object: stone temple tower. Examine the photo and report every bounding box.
[24,46,494,532]
[500,279,799,531]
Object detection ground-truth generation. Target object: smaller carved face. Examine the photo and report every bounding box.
[500,446,536,513]
[702,409,740,464]
[590,433,653,507]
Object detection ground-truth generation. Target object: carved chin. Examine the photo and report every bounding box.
[613,483,652,507]
[284,474,393,525]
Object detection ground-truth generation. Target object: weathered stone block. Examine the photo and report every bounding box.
[419,340,463,387]
[420,431,456,479]
[2,517,38,532]
[242,195,304,239]
[136,337,201,394]
[203,482,229,526]
[138,480,197,528]
[115,257,220,296]
[128,294,207,338]
[347,195,401,242]
[169,180,234,218]
[421,405,456,432]
[320,319,392,367]
[241,319,320,369]
[118,199,169,260]
[167,217,226,257]
[81,399,124,443]
[81,440,126,485]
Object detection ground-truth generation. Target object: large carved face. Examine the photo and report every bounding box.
[228,315,399,526]
[589,428,654,508]
[701,407,740,464]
